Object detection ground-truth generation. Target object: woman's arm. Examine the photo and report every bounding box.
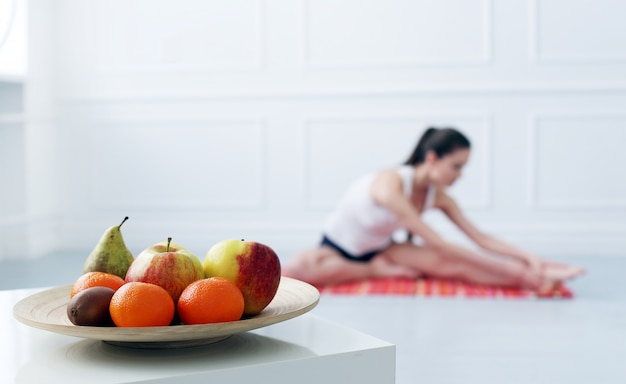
[436,190,542,271]
[370,172,516,270]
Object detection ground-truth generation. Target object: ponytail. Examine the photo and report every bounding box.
[404,127,470,165]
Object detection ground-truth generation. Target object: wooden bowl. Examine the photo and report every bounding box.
[13,277,319,349]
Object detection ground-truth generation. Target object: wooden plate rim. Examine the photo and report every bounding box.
[13,276,320,343]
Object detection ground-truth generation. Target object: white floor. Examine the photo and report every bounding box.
[2,253,624,383]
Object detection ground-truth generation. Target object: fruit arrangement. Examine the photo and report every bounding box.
[67,217,282,328]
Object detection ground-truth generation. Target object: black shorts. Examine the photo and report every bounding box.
[320,235,380,263]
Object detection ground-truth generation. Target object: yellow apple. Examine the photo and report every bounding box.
[203,239,281,316]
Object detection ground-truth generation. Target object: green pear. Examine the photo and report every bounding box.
[83,217,134,279]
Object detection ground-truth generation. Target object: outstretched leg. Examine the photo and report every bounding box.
[283,246,419,286]
[379,243,583,291]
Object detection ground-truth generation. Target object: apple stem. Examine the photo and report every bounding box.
[167,237,172,252]
[119,216,129,228]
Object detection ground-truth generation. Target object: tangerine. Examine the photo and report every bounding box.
[70,271,126,298]
[109,282,175,327]
[177,277,245,325]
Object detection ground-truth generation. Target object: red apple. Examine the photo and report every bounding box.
[125,238,204,303]
[203,239,281,316]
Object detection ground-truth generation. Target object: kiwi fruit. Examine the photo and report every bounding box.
[67,286,115,326]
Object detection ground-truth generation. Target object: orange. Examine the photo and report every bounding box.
[70,271,126,298]
[177,277,244,325]
[109,282,175,327]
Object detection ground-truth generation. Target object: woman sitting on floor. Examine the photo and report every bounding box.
[283,127,585,292]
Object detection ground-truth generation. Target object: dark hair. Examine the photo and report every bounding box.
[404,127,471,165]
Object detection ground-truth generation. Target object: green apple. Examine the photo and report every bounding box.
[204,239,281,316]
[125,238,205,303]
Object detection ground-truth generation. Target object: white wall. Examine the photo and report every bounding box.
[3,0,626,261]
[0,0,30,259]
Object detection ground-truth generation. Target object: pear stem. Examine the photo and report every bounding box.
[119,216,129,228]
[167,237,172,252]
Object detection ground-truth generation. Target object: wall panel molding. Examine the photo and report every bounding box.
[86,118,269,210]
[529,0,626,64]
[303,0,493,69]
[528,112,626,209]
[86,0,266,74]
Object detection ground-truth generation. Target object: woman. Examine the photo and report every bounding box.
[283,127,585,292]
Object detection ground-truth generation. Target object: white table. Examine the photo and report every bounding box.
[1,287,395,384]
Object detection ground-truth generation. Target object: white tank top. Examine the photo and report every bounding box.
[322,165,436,257]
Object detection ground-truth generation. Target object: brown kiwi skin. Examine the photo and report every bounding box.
[67,286,116,326]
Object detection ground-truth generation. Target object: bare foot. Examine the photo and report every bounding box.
[371,257,420,279]
[543,264,586,281]
[536,279,560,294]
[536,264,585,294]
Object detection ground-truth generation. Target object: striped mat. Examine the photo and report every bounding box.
[316,277,573,299]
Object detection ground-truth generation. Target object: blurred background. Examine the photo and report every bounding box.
[1,0,626,263]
